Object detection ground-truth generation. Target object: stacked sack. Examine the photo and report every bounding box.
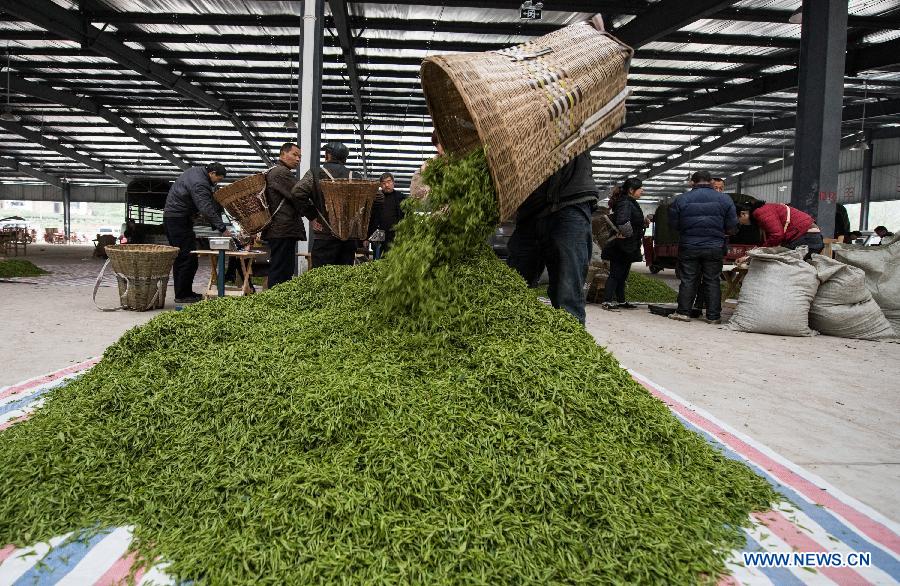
[728,245,897,340]
[808,254,895,340]
[833,234,900,336]
[728,247,819,336]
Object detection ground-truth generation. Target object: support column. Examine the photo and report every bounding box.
[297,0,325,265]
[62,181,71,241]
[299,0,324,176]
[859,131,874,231]
[736,174,743,195]
[789,0,848,238]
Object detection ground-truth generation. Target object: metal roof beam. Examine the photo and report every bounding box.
[624,38,900,129]
[716,9,900,30]
[0,156,63,187]
[11,58,742,80]
[8,43,799,67]
[632,98,900,181]
[662,32,799,49]
[4,74,189,171]
[0,119,131,184]
[3,0,272,166]
[380,1,646,11]
[328,0,369,176]
[613,0,736,49]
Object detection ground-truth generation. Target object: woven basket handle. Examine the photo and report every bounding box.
[143,278,164,311]
[503,47,553,62]
[92,258,122,312]
[557,86,631,154]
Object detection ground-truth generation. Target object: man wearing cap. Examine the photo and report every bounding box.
[164,162,231,303]
[291,142,361,268]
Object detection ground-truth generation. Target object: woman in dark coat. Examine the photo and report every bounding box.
[601,177,647,310]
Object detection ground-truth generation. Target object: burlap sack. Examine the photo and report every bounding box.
[728,247,819,336]
[808,255,895,340]
[833,233,900,335]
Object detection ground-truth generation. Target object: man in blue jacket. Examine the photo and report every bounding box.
[164,163,231,303]
[667,170,737,324]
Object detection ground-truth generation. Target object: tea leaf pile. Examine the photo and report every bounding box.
[0,259,49,278]
[0,150,776,584]
[625,272,678,303]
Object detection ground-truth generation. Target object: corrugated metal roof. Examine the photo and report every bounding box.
[0,0,898,200]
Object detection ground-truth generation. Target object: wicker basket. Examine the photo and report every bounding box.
[421,20,633,222]
[104,244,179,311]
[213,173,269,233]
[319,178,379,241]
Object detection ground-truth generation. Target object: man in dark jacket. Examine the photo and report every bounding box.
[377,172,405,255]
[290,142,360,268]
[164,163,230,303]
[668,170,737,323]
[366,172,405,260]
[261,142,304,288]
[507,151,598,325]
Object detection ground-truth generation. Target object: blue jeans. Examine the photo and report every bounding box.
[508,202,592,324]
[676,247,724,320]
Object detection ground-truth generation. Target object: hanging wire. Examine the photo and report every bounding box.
[859,78,868,135]
[778,144,787,193]
[404,4,444,157]
[284,55,297,128]
[3,41,15,119]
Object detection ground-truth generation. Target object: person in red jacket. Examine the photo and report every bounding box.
[736,199,824,258]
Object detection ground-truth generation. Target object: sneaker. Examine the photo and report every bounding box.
[667,312,691,322]
[174,294,203,304]
[601,302,620,311]
[618,302,638,309]
[705,317,722,324]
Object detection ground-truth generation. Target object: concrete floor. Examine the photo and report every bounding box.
[2,246,898,521]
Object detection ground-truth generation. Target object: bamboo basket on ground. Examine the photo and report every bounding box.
[420,19,633,222]
[319,174,379,241]
[213,173,269,233]
[99,244,179,311]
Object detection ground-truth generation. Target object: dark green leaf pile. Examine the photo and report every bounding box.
[625,272,678,303]
[0,259,49,278]
[0,150,776,584]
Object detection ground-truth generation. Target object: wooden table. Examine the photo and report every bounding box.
[192,250,264,299]
[722,266,748,300]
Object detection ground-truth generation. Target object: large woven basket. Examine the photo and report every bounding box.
[421,20,633,222]
[105,244,179,311]
[213,173,269,233]
[320,178,379,240]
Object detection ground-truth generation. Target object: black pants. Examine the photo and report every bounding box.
[312,238,357,269]
[676,247,724,320]
[163,215,198,299]
[267,238,299,289]
[786,232,825,259]
[604,256,632,303]
[382,230,397,256]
